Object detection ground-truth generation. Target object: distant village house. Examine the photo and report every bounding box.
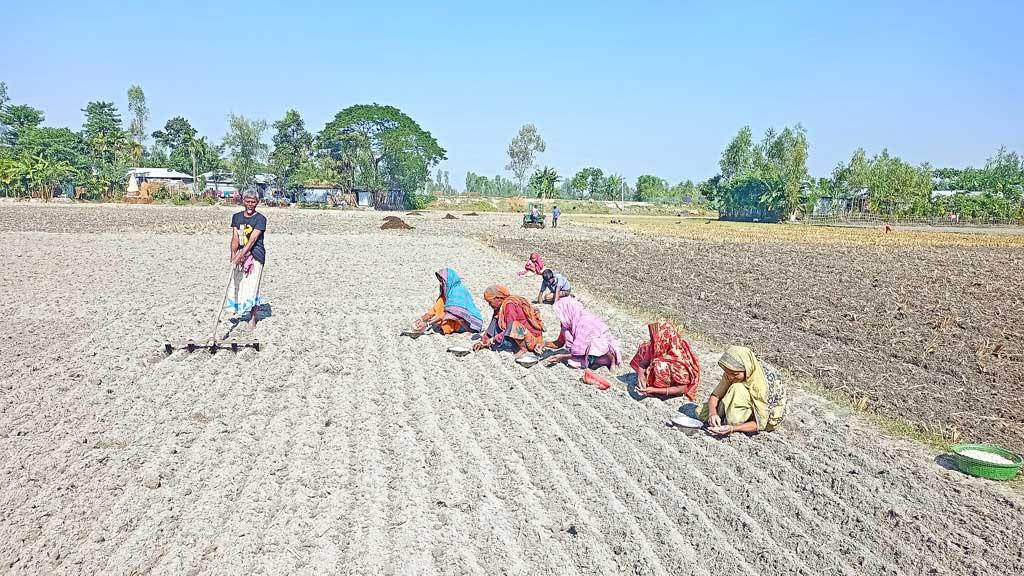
[126,168,195,199]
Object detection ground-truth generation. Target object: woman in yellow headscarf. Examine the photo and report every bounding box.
[698,346,787,435]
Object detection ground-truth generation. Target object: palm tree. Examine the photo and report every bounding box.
[186,136,207,197]
[530,166,560,199]
[606,174,626,201]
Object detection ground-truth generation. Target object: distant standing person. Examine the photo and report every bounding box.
[228,190,267,330]
[552,205,561,228]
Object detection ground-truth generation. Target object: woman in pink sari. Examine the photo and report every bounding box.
[517,253,544,276]
[544,298,621,389]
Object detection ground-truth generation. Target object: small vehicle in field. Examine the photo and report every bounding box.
[522,203,546,229]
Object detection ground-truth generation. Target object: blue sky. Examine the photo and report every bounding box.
[3,0,1022,186]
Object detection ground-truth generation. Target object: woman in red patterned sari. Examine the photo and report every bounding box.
[472,284,546,358]
[629,321,702,400]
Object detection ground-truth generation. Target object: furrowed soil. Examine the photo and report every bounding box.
[504,216,1024,454]
[1,204,1022,575]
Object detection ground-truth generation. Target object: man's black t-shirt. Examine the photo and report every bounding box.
[231,211,267,264]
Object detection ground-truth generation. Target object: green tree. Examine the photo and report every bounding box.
[269,110,313,196]
[634,174,668,201]
[720,126,754,182]
[671,180,697,201]
[145,143,169,168]
[81,101,130,199]
[182,136,222,195]
[15,127,87,171]
[756,124,810,216]
[529,166,560,198]
[0,104,45,145]
[318,104,446,203]
[223,114,268,193]
[714,124,810,218]
[862,150,932,215]
[81,102,126,164]
[293,156,342,187]
[697,175,722,206]
[982,146,1023,206]
[27,155,76,200]
[126,85,148,163]
[570,167,608,199]
[0,155,27,196]
[152,117,197,152]
[505,123,545,192]
[168,135,221,177]
[605,174,629,201]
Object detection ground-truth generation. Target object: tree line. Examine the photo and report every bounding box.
[0,82,445,204]
[465,123,700,203]
[466,122,1023,220]
[705,124,1023,220]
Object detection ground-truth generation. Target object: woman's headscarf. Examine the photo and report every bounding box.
[553,298,621,366]
[483,284,544,333]
[436,268,483,332]
[529,253,544,269]
[718,346,753,374]
[718,346,772,430]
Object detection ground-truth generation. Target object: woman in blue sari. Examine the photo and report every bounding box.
[412,268,484,334]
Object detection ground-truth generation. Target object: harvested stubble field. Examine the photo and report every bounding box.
[1,203,1022,575]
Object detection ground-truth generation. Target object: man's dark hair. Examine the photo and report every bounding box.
[542,269,554,282]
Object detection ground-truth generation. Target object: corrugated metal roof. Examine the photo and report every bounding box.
[127,168,194,180]
[200,172,276,185]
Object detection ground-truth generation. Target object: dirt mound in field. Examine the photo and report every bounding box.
[443,213,458,220]
[464,212,479,216]
[380,217,413,230]
[406,211,424,216]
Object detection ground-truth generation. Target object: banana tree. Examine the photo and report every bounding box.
[529,166,560,199]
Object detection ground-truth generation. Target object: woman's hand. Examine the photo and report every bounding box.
[708,412,722,429]
[412,319,427,331]
[472,339,488,352]
[544,353,569,367]
[636,367,648,389]
[708,424,733,436]
[492,332,505,345]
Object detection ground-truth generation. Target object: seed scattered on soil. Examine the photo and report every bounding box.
[443,213,458,220]
[380,217,414,230]
[960,449,1015,465]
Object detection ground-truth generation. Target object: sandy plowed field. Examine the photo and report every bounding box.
[1,205,1022,575]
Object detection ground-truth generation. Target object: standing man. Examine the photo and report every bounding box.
[228,190,267,330]
[552,205,561,228]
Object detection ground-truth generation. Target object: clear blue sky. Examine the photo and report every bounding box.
[3,0,1022,187]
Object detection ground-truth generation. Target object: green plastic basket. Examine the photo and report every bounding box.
[950,444,1023,481]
